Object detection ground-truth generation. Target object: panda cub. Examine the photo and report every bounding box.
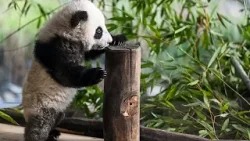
[22,0,127,141]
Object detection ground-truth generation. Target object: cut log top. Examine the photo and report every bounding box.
[107,45,140,51]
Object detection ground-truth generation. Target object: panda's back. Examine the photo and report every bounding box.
[22,59,77,120]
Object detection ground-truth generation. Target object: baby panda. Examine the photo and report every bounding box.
[22,0,127,141]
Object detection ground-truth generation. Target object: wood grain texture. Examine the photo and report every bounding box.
[103,46,141,141]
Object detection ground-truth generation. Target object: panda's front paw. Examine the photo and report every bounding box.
[84,67,107,86]
[46,129,61,141]
[109,34,127,46]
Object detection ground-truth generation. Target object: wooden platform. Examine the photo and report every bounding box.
[0,123,103,141]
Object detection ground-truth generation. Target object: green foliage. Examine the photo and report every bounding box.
[101,0,250,139]
[72,86,104,119]
[1,0,250,140]
[0,110,18,125]
[0,0,62,45]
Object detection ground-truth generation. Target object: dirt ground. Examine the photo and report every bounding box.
[0,123,103,141]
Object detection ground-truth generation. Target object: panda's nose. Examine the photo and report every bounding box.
[107,33,113,43]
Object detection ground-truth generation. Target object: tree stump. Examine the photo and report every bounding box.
[103,46,141,141]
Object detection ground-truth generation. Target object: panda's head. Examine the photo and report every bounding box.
[38,0,113,50]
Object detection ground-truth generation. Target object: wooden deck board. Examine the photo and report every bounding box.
[0,123,103,141]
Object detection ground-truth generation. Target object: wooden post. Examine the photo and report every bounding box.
[103,46,141,141]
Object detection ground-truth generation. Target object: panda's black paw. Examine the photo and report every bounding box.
[84,67,107,86]
[109,34,128,46]
[46,129,61,141]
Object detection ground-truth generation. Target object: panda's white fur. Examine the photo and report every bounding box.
[22,60,76,121]
[38,0,112,50]
[21,0,120,141]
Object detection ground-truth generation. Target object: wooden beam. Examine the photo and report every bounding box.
[140,126,209,141]
[1,110,248,141]
[103,46,141,141]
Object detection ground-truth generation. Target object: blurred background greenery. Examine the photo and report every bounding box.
[0,0,250,140]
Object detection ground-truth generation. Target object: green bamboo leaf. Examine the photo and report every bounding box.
[210,30,223,37]
[151,112,158,118]
[157,0,165,6]
[183,102,201,107]
[0,111,18,125]
[202,30,209,49]
[175,25,190,34]
[109,17,125,21]
[21,0,28,14]
[109,16,133,21]
[148,25,161,38]
[107,23,117,32]
[202,90,212,97]
[8,1,14,8]
[232,124,246,133]
[122,11,134,20]
[207,46,221,68]
[13,2,18,10]
[187,80,199,86]
[200,120,213,132]
[154,120,164,128]
[25,4,32,16]
[210,4,218,17]
[199,130,208,137]
[216,13,232,24]
[106,23,117,27]
[247,130,250,140]
[217,13,226,28]
[183,112,189,120]
[238,111,250,115]
[37,17,42,29]
[221,103,229,112]
[164,66,177,70]
[165,101,176,110]
[141,61,154,68]
[221,118,229,131]
[37,4,45,15]
[220,43,228,54]
[196,111,207,121]
[218,113,228,118]
[210,99,220,105]
[203,94,210,109]
[164,85,177,100]
[160,101,176,110]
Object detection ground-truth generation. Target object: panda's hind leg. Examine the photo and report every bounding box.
[46,112,65,141]
[24,108,59,141]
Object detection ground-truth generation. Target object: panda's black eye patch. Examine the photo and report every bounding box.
[71,11,88,28]
[94,27,103,39]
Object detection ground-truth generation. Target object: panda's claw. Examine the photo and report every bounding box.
[82,67,107,86]
[92,68,106,84]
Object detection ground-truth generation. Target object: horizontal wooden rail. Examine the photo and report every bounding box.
[0,110,248,141]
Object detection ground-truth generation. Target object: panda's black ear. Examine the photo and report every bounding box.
[71,11,88,28]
